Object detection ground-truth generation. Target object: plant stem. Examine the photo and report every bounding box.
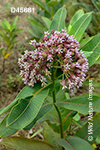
[2,58,5,73]
[52,66,65,150]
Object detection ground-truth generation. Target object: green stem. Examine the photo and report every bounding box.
[52,66,64,150]
[54,104,64,139]
[2,57,5,73]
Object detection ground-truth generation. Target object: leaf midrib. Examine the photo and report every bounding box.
[7,82,52,127]
[74,13,91,37]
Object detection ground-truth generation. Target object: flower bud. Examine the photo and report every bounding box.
[78,58,85,64]
[38,60,42,64]
[42,53,47,58]
[63,48,67,52]
[64,69,69,73]
[71,52,75,56]
[58,44,62,48]
[64,59,68,63]
[57,54,62,57]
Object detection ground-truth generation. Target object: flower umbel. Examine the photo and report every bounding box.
[18,29,88,90]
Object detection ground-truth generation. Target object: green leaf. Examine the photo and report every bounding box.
[7,88,49,129]
[0,85,36,116]
[57,136,94,150]
[24,104,53,130]
[56,95,100,115]
[0,21,9,31]
[76,114,100,144]
[43,122,61,149]
[95,57,100,64]
[30,127,43,138]
[4,19,11,30]
[11,16,18,27]
[1,136,55,150]
[13,29,23,34]
[27,28,42,39]
[0,114,17,137]
[83,51,93,57]
[50,7,67,31]
[73,113,80,121]
[37,105,58,124]
[68,12,92,41]
[80,36,93,47]
[96,135,100,144]
[42,17,51,29]
[81,33,100,67]
[47,0,60,7]
[0,48,6,53]
[0,30,5,37]
[91,0,100,11]
[70,9,84,26]
[28,18,45,33]
[56,89,66,102]
[31,0,50,15]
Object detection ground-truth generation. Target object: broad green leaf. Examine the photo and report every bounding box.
[31,0,50,15]
[50,7,67,31]
[68,12,92,41]
[91,0,100,11]
[95,57,100,64]
[7,88,49,129]
[37,105,58,124]
[27,18,45,33]
[38,105,75,133]
[42,17,51,29]
[1,136,55,150]
[0,114,17,137]
[4,19,11,30]
[83,51,93,57]
[29,15,44,25]
[70,9,84,26]
[57,136,94,150]
[56,89,66,102]
[43,122,61,150]
[81,33,100,67]
[82,80,100,87]
[27,28,42,39]
[96,135,100,144]
[11,16,18,27]
[80,36,93,47]
[0,85,37,116]
[76,114,100,144]
[24,104,53,130]
[56,95,100,115]
[47,0,60,7]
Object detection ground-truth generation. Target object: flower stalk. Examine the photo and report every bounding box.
[52,65,64,150]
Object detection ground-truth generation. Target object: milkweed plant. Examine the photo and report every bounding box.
[0,7,100,150]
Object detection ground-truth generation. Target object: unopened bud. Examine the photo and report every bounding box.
[38,60,42,64]
[57,54,62,57]
[63,48,67,52]
[64,69,68,73]
[58,44,62,48]
[78,59,85,64]
[64,59,68,63]
[42,53,47,58]
[71,52,74,56]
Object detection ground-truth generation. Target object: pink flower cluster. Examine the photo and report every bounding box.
[18,29,88,90]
